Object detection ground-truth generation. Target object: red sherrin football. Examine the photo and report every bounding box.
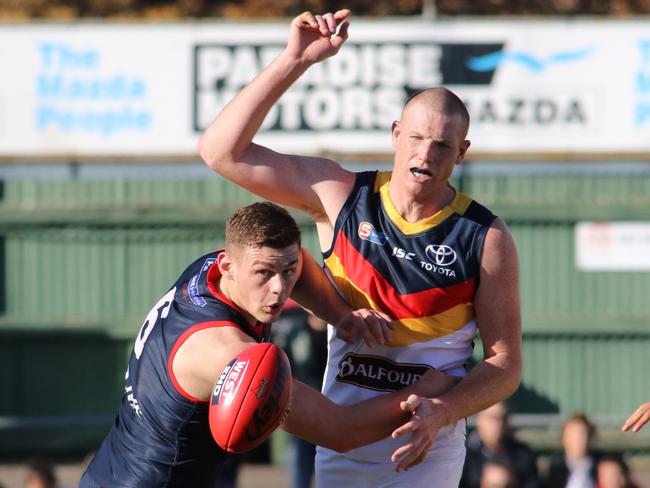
[209,342,292,453]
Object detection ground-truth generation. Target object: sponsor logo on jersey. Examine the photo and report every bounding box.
[125,383,142,418]
[425,244,457,266]
[189,257,217,307]
[392,245,458,277]
[392,246,415,260]
[335,353,432,392]
[358,222,387,246]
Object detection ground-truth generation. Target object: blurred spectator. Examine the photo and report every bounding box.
[481,457,519,488]
[461,401,539,488]
[272,303,327,488]
[24,458,56,488]
[545,413,601,488]
[595,455,639,488]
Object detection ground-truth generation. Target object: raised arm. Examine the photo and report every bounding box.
[391,218,522,470]
[197,11,356,224]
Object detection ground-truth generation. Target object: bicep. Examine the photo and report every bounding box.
[173,326,257,400]
[228,143,355,223]
[474,219,522,361]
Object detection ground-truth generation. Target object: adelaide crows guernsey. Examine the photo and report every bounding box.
[320,171,496,462]
[82,250,270,488]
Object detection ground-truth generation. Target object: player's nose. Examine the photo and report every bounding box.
[268,274,287,296]
[422,141,436,161]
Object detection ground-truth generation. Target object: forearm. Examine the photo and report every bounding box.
[198,51,310,164]
[283,371,458,452]
[291,249,349,325]
[432,352,521,426]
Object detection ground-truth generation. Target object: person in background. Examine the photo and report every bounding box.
[272,303,328,488]
[481,457,519,488]
[545,413,601,488]
[461,401,539,488]
[24,458,57,488]
[595,455,639,488]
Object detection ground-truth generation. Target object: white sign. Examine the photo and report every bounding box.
[575,222,650,271]
[0,20,649,157]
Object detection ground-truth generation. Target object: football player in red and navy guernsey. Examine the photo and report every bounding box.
[80,202,458,488]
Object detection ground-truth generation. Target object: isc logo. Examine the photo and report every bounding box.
[392,246,415,260]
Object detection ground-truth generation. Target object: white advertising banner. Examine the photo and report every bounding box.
[0,19,649,157]
[575,222,650,271]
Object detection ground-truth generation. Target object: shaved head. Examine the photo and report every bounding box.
[402,88,470,140]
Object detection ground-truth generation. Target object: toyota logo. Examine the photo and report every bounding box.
[425,244,457,266]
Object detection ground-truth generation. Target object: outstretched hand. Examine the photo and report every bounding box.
[622,402,650,432]
[390,394,448,472]
[335,308,394,347]
[287,10,351,64]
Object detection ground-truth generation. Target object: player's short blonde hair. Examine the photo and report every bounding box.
[225,202,301,254]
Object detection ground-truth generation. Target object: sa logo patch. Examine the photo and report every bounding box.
[357,222,386,246]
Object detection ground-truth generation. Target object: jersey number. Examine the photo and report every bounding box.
[134,287,176,359]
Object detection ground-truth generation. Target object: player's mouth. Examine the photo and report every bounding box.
[262,303,282,314]
[410,167,432,178]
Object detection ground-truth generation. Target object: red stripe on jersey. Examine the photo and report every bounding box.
[167,321,242,403]
[331,230,475,319]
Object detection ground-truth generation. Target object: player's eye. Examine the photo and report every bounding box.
[256,270,273,279]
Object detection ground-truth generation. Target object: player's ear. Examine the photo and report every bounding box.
[391,120,400,149]
[218,251,235,280]
[296,247,306,278]
[456,139,471,164]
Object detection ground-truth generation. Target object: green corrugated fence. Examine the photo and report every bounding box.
[0,162,649,455]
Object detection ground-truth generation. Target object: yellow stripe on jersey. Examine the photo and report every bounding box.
[379,180,473,235]
[391,304,475,347]
[373,171,392,192]
[325,253,475,347]
[371,171,474,235]
[325,253,381,311]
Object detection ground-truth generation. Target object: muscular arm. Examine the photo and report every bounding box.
[172,325,258,401]
[391,218,522,468]
[197,11,355,224]
[439,219,522,418]
[282,370,459,453]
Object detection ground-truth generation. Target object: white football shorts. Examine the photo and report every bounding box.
[315,420,466,488]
